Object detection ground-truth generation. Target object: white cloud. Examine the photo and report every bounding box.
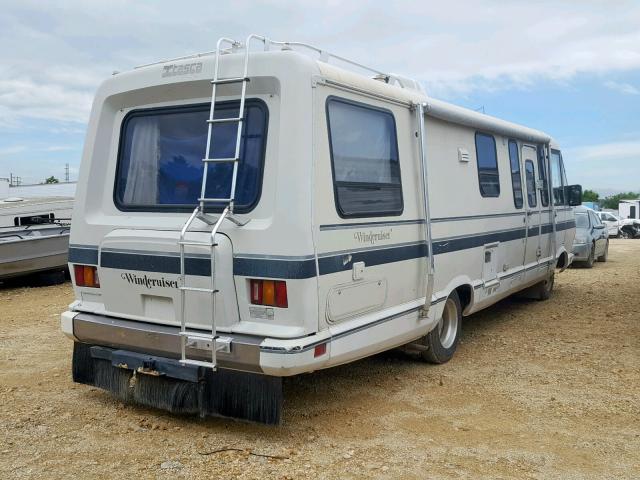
[0,145,27,156]
[42,145,80,152]
[565,140,640,162]
[0,0,639,125]
[604,80,640,95]
[563,138,640,191]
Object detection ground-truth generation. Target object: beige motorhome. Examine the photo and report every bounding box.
[61,35,581,423]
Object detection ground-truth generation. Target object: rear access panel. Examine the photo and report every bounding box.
[97,229,239,330]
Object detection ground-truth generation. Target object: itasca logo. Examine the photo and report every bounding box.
[161,62,203,78]
[121,272,179,289]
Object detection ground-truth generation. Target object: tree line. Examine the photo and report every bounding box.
[582,189,639,210]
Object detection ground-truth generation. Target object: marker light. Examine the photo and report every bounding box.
[314,343,327,357]
[73,264,100,288]
[250,279,288,308]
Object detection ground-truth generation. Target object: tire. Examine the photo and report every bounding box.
[420,291,462,364]
[584,243,595,268]
[533,272,554,301]
[597,241,609,262]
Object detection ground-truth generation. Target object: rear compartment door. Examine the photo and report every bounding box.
[97,229,239,331]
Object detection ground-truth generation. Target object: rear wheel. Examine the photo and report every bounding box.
[421,291,462,364]
[598,241,609,262]
[584,243,595,268]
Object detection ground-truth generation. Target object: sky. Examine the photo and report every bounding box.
[0,0,639,195]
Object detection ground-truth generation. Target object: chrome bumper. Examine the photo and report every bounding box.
[69,312,264,373]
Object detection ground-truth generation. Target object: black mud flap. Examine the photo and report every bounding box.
[72,343,282,425]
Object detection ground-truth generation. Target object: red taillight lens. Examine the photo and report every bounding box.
[74,264,99,288]
[275,281,288,308]
[250,279,287,308]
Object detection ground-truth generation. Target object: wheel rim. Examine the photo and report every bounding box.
[437,298,458,349]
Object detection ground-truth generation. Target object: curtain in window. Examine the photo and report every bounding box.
[123,116,160,204]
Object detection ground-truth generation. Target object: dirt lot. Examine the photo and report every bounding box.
[1,241,639,479]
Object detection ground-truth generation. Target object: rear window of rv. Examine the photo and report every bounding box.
[475,133,500,197]
[326,97,403,218]
[114,100,268,212]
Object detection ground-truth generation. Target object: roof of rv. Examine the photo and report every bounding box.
[124,48,552,144]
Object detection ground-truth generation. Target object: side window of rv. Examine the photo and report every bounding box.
[326,98,403,217]
[525,160,537,208]
[508,140,523,209]
[550,149,566,206]
[114,100,268,212]
[475,133,500,197]
[537,146,550,207]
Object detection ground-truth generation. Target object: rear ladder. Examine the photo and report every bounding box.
[177,35,266,369]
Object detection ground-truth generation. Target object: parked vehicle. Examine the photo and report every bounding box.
[61,35,582,424]
[0,194,73,282]
[597,211,621,237]
[573,206,608,267]
[619,199,640,221]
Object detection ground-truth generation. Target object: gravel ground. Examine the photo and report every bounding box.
[1,240,639,479]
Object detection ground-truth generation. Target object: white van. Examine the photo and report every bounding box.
[61,36,582,423]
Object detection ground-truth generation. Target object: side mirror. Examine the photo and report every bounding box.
[567,184,582,206]
[594,224,605,229]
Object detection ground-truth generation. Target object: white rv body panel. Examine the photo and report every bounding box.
[62,44,577,377]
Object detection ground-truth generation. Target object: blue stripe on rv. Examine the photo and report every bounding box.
[67,220,574,279]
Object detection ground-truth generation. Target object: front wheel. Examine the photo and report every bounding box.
[420,291,462,364]
[533,272,554,300]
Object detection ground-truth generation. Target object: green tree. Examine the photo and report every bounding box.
[602,192,640,210]
[582,189,600,203]
[45,176,59,184]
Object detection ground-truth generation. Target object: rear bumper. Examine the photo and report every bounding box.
[62,311,264,373]
[572,243,590,261]
[61,303,432,377]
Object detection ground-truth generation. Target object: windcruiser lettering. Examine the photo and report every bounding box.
[121,272,178,289]
[353,229,392,245]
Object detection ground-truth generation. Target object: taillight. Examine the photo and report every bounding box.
[250,279,288,308]
[73,264,100,288]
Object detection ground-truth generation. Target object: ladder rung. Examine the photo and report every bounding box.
[199,197,233,203]
[178,241,215,246]
[179,286,218,293]
[179,359,217,369]
[179,331,214,340]
[207,117,243,124]
[202,157,239,163]
[211,77,249,85]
